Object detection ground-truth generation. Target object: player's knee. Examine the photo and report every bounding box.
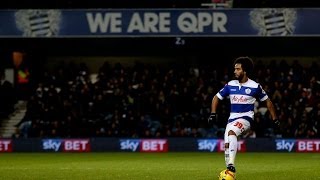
[228,130,236,136]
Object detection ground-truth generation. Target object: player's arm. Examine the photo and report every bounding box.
[208,84,228,124]
[258,84,280,126]
[211,95,220,113]
[208,95,220,124]
[212,83,228,112]
[265,98,280,126]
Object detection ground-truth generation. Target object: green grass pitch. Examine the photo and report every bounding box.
[0,152,319,179]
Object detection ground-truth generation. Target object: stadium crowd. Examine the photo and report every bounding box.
[14,59,320,139]
[0,70,16,120]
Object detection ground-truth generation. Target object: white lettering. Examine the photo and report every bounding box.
[298,141,306,151]
[43,140,61,151]
[0,141,10,151]
[157,140,166,150]
[142,140,166,151]
[177,12,227,33]
[159,13,170,32]
[307,141,313,151]
[65,141,73,150]
[198,140,217,152]
[237,141,244,151]
[127,13,170,33]
[314,141,320,151]
[213,12,227,32]
[177,12,198,33]
[198,12,212,32]
[64,140,88,151]
[120,140,139,151]
[276,140,294,152]
[127,13,144,32]
[86,13,122,33]
[144,13,158,32]
[142,141,157,150]
[73,141,80,150]
[79,141,88,150]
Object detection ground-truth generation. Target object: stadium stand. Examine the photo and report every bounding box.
[12,58,319,138]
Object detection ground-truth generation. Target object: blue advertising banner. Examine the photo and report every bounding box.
[0,8,319,37]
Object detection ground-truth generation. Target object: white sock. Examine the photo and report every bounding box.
[228,135,237,166]
[224,145,229,167]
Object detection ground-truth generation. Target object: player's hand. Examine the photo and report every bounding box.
[208,113,218,124]
[273,119,280,127]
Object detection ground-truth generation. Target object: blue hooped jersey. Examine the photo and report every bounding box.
[216,79,268,123]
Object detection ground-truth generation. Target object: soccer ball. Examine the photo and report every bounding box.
[218,169,235,180]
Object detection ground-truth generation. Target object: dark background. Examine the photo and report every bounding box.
[1,0,320,59]
[1,37,319,58]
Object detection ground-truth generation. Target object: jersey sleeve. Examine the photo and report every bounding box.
[216,84,229,100]
[257,84,268,101]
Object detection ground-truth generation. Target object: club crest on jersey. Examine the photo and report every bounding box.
[245,88,251,94]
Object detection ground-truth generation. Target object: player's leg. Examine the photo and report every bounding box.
[223,128,230,167]
[227,130,237,172]
[225,119,250,173]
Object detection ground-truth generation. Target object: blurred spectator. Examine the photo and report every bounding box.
[0,69,16,119]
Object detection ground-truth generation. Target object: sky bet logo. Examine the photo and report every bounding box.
[120,139,140,152]
[42,139,90,152]
[275,139,295,152]
[197,139,218,152]
[120,139,168,152]
[42,139,62,152]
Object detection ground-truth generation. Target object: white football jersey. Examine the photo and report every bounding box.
[216,79,268,123]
